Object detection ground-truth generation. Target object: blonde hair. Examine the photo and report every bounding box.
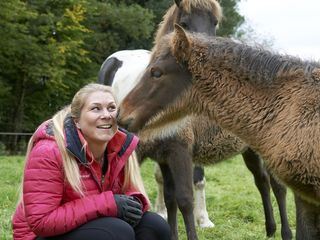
[123,151,148,199]
[22,83,148,200]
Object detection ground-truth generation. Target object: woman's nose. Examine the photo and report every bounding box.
[101,109,112,119]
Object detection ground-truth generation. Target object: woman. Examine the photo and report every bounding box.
[12,83,170,240]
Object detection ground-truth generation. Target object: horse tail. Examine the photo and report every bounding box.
[97,57,123,86]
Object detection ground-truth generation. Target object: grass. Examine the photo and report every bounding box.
[0,155,296,239]
[0,156,24,240]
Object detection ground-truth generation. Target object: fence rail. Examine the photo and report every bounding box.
[0,132,33,155]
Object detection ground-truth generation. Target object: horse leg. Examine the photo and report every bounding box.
[241,148,277,237]
[193,165,215,228]
[269,175,292,240]
[154,163,168,220]
[294,194,320,240]
[166,142,198,240]
[154,163,214,228]
[159,163,179,240]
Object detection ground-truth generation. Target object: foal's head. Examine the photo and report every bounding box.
[118,32,193,132]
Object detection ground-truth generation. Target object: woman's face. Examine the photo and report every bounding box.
[76,91,118,146]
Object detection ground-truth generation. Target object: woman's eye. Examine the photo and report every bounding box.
[108,105,116,111]
[151,68,162,78]
[91,106,99,111]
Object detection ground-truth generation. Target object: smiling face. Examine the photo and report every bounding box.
[75,91,118,149]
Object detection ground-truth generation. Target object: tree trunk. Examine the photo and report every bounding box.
[8,74,26,154]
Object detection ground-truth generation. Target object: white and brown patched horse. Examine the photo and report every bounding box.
[99,1,292,240]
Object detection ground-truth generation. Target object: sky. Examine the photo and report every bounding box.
[238,0,320,61]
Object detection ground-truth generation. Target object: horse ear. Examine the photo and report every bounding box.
[174,0,181,7]
[312,69,320,81]
[172,24,191,63]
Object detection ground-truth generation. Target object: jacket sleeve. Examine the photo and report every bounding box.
[23,141,118,237]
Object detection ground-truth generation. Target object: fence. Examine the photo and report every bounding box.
[0,132,33,155]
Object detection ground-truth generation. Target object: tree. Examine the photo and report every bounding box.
[217,0,244,37]
[0,0,245,154]
[83,0,155,65]
[0,0,91,152]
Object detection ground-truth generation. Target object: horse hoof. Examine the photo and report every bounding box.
[199,221,215,228]
[196,216,215,228]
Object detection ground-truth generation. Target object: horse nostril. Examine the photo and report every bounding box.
[116,108,135,130]
[117,116,133,130]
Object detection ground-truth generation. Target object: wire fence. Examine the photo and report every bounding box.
[0,132,33,155]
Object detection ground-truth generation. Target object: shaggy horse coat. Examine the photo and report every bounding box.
[118,26,320,239]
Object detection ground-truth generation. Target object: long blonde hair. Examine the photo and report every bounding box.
[23,83,148,200]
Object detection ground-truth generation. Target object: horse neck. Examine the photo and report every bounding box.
[188,44,320,158]
[186,55,294,151]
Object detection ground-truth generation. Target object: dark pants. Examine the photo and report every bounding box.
[36,212,170,240]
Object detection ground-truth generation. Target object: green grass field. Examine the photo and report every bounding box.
[0,155,296,239]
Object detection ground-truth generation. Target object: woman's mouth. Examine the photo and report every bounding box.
[97,124,112,129]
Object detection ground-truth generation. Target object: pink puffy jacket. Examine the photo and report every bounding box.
[12,118,149,240]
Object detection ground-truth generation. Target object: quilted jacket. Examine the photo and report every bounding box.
[12,117,149,240]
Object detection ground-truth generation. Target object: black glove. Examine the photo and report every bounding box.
[114,194,143,227]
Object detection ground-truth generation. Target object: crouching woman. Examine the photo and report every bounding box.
[12,83,170,240]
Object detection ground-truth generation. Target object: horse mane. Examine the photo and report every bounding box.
[154,0,222,46]
[203,36,320,86]
[233,42,319,85]
[153,31,320,87]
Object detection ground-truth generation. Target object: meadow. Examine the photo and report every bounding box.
[0,155,296,239]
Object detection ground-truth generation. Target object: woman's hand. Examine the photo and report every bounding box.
[114,194,143,227]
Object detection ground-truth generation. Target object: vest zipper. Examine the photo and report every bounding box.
[101,155,108,190]
[101,174,105,188]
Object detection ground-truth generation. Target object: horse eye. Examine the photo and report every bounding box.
[212,17,219,27]
[180,22,188,29]
[151,68,162,78]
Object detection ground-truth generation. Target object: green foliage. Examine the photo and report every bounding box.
[84,0,155,64]
[218,0,245,37]
[0,0,91,134]
[0,0,245,153]
[1,155,296,239]
[0,155,24,240]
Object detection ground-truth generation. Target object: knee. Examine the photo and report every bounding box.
[92,217,135,240]
[137,212,170,240]
[114,220,135,240]
[176,195,193,210]
[152,213,170,236]
[194,179,205,190]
